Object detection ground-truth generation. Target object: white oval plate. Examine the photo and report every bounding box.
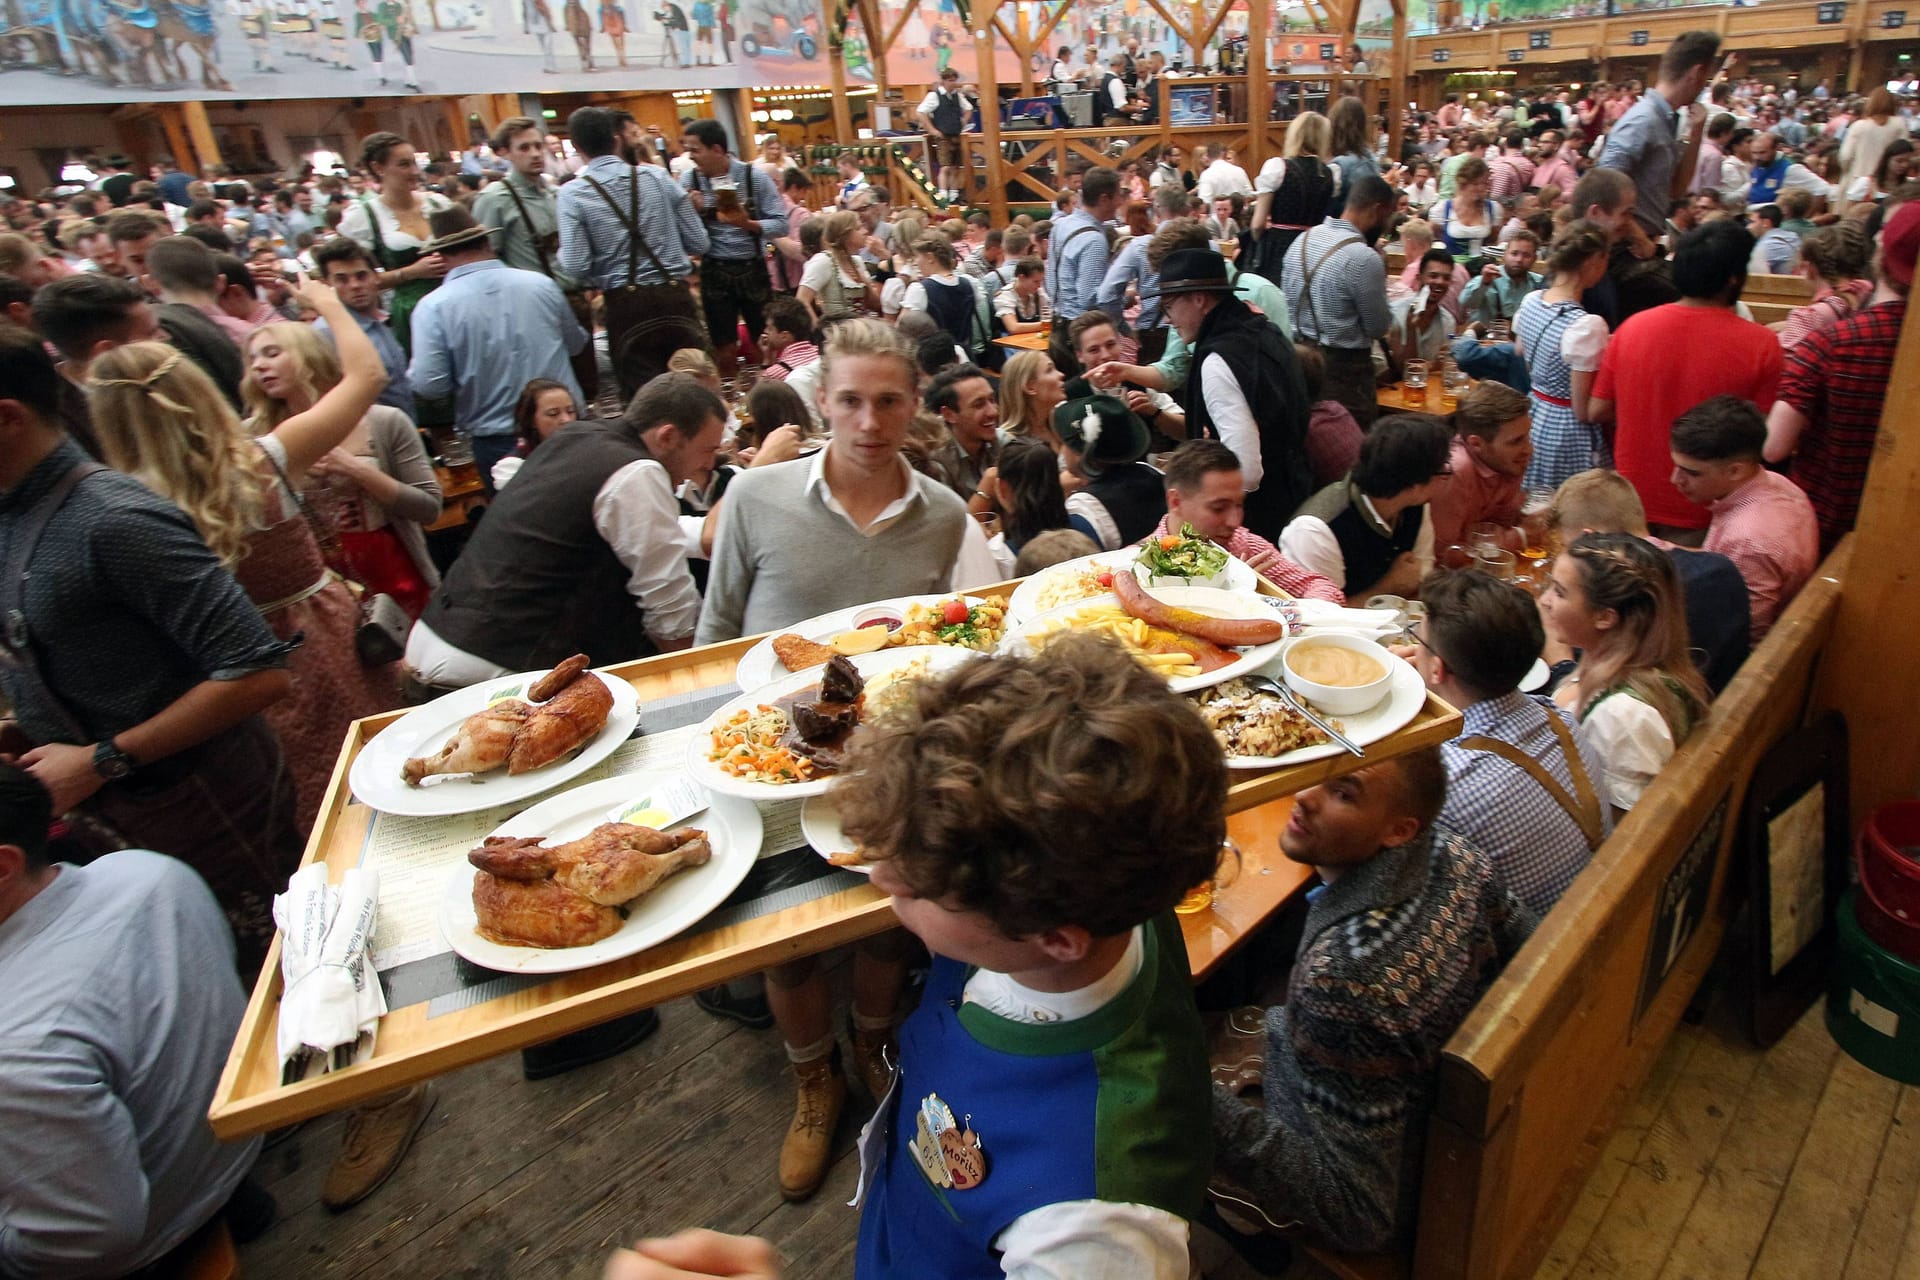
[800,794,870,876]
[1004,548,1260,629]
[438,773,763,975]
[1519,657,1550,694]
[687,646,981,801]
[1200,652,1426,770]
[349,669,641,817]
[733,594,996,691]
[998,583,1287,694]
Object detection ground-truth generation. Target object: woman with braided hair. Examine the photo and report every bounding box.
[1539,532,1711,816]
[85,277,396,833]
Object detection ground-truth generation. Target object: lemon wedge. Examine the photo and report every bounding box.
[830,627,890,656]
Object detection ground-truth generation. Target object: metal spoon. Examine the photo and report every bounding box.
[1241,674,1365,758]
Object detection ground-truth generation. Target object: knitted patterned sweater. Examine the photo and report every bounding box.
[1211,825,1535,1252]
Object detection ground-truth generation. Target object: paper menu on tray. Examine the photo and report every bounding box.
[358,726,703,972]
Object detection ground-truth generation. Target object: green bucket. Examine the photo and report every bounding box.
[1828,889,1920,1085]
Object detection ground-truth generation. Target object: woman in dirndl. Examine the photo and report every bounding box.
[1514,221,1613,491]
[85,279,399,835]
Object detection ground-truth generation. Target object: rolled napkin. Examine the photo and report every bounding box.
[308,867,386,1067]
[275,865,388,1079]
[274,864,334,1082]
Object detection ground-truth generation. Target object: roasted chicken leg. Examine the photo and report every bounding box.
[403,654,615,785]
[469,823,713,905]
[471,872,623,949]
[401,701,530,785]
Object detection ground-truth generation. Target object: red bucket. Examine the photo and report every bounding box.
[1857,801,1920,965]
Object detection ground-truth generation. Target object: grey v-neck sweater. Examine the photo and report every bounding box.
[695,455,969,645]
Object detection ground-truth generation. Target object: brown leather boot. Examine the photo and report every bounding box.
[322,1083,436,1212]
[778,1047,847,1202]
[849,1023,897,1102]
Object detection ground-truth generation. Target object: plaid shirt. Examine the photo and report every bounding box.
[1777,297,1904,554]
[1701,470,1820,643]
[1437,690,1612,917]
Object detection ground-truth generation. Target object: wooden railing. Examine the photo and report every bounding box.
[1302,541,1850,1280]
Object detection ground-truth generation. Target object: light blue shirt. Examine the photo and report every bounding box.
[1094,235,1162,330]
[1597,89,1682,237]
[314,305,416,419]
[0,852,259,1277]
[1459,268,1544,322]
[1047,209,1112,319]
[556,155,708,289]
[407,258,585,437]
[681,157,789,262]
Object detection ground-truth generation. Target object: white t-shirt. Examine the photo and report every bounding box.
[1195,159,1254,203]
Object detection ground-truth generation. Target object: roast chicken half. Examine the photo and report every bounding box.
[469,823,714,949]
[403,654,615,785]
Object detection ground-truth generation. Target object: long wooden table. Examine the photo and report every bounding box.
[210,592,1458,1139]
[994,328,1052,353]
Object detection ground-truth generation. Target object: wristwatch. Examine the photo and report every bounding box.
[91,740,138,782]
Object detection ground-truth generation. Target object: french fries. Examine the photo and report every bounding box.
[1026,603,1206,678]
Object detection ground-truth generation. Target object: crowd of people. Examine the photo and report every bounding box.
[0,30,1911,1277]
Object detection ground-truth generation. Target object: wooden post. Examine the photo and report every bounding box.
[180,100,222,173]
[1389,0,1409,157]
[158,105,194,169]
[975,16,1006,222]
[826,11,855,144]
[443,97,472,154]
[1248,0,1272,169]
[1816,303,1920,826]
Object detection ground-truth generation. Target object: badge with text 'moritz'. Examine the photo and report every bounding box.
[910,1093,988,1191]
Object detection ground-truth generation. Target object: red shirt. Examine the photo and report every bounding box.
[1594,303,1782,530]
[1776,297,1904,554]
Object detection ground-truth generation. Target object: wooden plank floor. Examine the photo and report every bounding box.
[240,991,1920,1280]
[1532,999,1920,1280]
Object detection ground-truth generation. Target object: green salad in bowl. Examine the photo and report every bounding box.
[1135,524,1230,586]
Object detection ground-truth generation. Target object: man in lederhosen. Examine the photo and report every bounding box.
[679,117,787,378]
[556,106,709,401]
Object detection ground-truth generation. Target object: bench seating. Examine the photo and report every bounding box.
[1303,542,1849,1280]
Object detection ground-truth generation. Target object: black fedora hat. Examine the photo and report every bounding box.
[1137,247,1236,300]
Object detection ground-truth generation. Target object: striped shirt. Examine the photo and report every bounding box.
[761,340,818,381]
[1047,209,1111,320]
[1280,218,1390,351]
[1777,297,1902,555]
[555,155,707,289]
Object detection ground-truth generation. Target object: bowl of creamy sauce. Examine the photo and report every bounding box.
[1281,634,1396,715]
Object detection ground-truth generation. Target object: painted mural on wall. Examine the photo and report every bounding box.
[0,0,856,102]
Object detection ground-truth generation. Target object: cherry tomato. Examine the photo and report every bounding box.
[1097,571,1114,587]
[941,599,971,625]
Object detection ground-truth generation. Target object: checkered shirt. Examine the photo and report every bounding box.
[1437,690,1613,918]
